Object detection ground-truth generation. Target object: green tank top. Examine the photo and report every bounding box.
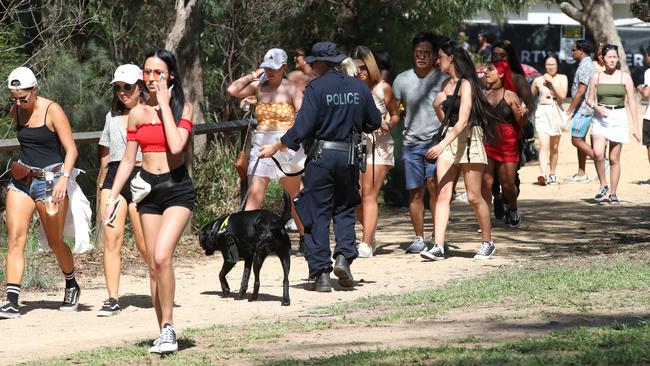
[596,72,626,106]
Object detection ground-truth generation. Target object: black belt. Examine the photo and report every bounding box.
[318,140,351,151]
[598,104,625,110]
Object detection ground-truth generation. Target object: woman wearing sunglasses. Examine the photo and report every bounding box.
[1,67,79,319]
[104,50,194,354]
[96,64,148,317]
[586,44,641,203]
[351,46,400,257]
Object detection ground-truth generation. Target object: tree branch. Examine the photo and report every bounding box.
[559,1,585,23]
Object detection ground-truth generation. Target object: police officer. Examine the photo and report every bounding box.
[259,42,381,292]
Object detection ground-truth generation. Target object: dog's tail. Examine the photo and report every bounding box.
[279,191,292,227]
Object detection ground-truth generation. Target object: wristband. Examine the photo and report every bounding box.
[105,197,120,205]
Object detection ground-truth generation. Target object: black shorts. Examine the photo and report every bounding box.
[101,161,140,204]
[643,119,650,146]
[137,165,194,215]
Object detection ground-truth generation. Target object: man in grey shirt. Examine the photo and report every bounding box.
[393,32,447,253]
[565,39,596,183]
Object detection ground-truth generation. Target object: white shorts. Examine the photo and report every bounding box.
[591,108,629,144]
[248,131,306,179]
[365,132,394,166]
[534,103,564,136]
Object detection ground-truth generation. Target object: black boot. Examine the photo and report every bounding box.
[305,272,332,292]
[333,254,354,288]
[294,236,305,257]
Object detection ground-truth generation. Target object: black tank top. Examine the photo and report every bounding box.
[440,94,461,126]
[494,90,514,124]
[16,103,63,168]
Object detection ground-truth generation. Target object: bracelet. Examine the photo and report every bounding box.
[105,197,120,205]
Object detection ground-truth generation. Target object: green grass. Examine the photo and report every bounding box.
[263,320,650,365]
[322,262,650,323]
[19,260,650,365]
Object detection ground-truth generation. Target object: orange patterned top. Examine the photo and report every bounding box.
[255,102,295,131]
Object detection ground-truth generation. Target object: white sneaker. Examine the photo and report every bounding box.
[473,241,496,260]
[563,174,589,184]
[149,324,178,354]
[285,218,298,232]
[456,192,468,202]
[357,242,373,258]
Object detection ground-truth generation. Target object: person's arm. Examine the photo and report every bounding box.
[531,77,540,96]
[639,84,650,99]
[585,74,605,117]
[103,108,141,220]
[624,72,640,142]
[290,80,304,112]
[507,90,527,127]
[548,74,568,101]
[227,69,262,98]
[50,103,78,203]
[514,73,534,116]
[566,83,588,116]
[362,87,382,133]
[98,147,109,187]
[425,80,472,160]
[432,92,447,122]
[156,81,193,155]
[382,83,400,131]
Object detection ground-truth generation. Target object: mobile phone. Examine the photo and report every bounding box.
[259,72,267,84]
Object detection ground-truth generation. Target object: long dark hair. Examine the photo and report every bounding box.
[440,40,501,145]
[110,80,148,116]
[143,49,186,124]
[492,40,525,77]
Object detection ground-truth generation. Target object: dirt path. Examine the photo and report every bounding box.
[3,120,650,365]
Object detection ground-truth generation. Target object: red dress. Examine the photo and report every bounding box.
[485,96,520,163]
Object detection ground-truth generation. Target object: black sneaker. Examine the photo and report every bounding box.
[608,195,620,205]
[97,298,120,317]
[420,246,446,261]
[493,194,505,220]
[473,241,496,260]
[60,286,80,312]
[594,186,609,202]
[0,300,20,319]
[508,209,521,228]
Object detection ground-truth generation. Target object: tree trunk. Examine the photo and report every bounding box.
[165,0,206,136]
[560,0,629,72]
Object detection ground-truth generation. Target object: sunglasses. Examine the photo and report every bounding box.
[10,89,33,104]
[143,69,167,80]
[112,83,134,93]
[602,44,619,52]
[358,65,368,72]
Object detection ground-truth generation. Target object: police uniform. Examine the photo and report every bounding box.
[280,47,381,285]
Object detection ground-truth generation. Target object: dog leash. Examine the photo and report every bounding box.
[239,155,304,212]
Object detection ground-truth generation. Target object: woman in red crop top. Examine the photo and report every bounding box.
[104,49,193,355]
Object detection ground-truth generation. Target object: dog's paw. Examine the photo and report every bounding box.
[221,289,230,297]
[234,293,245,300]
[281,299,291,306]
[248,295,258,302]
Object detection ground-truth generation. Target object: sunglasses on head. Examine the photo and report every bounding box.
[112,83,134,93]
[602,44,618,52]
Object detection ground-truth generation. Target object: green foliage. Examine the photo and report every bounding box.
[191,138,241,230]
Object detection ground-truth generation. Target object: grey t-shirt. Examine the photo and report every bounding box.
[99,111,142,163]
[572,56,596,116]
[393,68,447,146]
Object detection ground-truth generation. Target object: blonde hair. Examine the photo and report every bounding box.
[340,57,359,77]
[351,46,381,83]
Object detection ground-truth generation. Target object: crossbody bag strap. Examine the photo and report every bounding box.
[432,78,463,144]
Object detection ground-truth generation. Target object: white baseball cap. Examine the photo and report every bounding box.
[260,48,288,70]
[111,64,142,84]
[7,67,38,90]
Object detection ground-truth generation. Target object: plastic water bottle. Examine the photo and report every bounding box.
[44,171,58,215]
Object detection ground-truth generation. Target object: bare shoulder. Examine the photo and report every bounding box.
[505,90,521,103]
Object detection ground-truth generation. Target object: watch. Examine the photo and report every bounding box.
[62,171,70,178]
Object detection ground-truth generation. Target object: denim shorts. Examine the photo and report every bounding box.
[571,113,593,138]
[402,144,437,190]
[8,162,63,202]
[137,165,195,214]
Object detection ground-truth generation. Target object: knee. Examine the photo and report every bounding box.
[409,189,425,201]
[466,191,483,207]
[153,253,172,270]
[593,150,605,162]
[571,137,580,147]
[609,155,620,165]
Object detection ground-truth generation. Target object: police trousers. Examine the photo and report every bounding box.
[295,149,361,279]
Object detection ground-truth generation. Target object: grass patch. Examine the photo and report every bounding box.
[263,320,650,365]
[323,262,650,323]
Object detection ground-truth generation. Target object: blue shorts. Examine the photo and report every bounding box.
[402,144,437,190]
[571,113,592,138]
[8,162,63,202]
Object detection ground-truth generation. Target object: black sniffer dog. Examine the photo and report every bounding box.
[199,193,291,306]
